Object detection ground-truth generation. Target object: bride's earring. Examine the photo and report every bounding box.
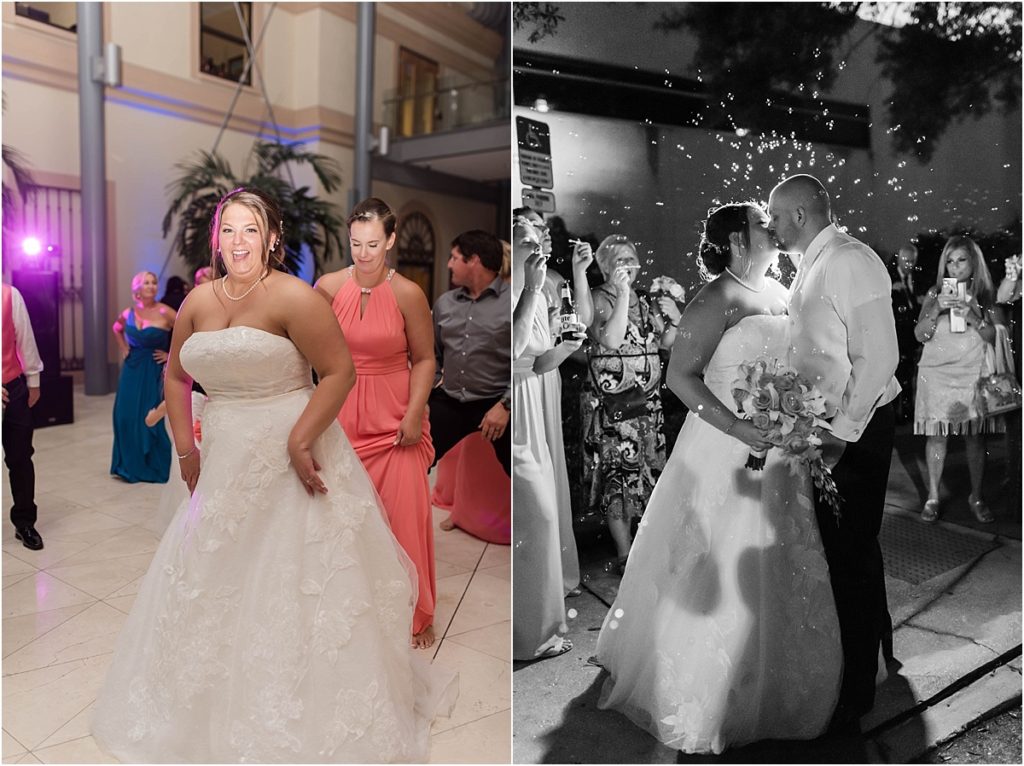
[738,245,751,280]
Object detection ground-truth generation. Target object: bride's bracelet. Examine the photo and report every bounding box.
[177,445,198,460]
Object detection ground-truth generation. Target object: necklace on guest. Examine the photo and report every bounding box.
[349,265,392,295]
[724,267,766,293]
[221,270,268,302]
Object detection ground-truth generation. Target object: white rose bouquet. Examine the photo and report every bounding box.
[731,357,842,519]
[649,275,686,304]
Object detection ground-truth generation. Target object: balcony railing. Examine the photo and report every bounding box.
[383,77,510,139]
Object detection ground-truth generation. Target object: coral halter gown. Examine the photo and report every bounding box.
[333,268,436,635]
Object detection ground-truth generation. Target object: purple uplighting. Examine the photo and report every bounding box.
[21,236,42,256]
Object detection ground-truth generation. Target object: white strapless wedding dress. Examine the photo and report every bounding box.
[92,327,456,763]
[595,314,841,753]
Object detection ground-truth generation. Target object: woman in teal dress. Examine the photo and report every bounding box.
[111,271,176,483]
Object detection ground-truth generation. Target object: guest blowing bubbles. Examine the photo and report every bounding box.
[583,235,679,571]
[512,217,585,660]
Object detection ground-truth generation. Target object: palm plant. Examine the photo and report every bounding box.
[162,141,347,278]
[2,144,34,239]
[2,96,35,239]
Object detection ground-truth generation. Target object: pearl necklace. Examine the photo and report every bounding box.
[221,271,267,302]
[724,267,766,293]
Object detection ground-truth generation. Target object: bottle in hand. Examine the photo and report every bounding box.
[557,281,579,343]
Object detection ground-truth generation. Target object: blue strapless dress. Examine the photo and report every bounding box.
[110,311,171,483]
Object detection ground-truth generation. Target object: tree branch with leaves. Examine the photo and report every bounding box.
[514,2,1021,163]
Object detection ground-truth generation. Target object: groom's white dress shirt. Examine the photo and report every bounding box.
[789,224,900,443]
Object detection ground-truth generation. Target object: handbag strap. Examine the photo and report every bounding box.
[995,324,1015,376]
[588,288,654,388]
[588,348,647,392]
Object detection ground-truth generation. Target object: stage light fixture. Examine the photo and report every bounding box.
[21,237,42,256]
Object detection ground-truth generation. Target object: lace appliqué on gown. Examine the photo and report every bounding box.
[92,327,456,763]
[595,315,842,754]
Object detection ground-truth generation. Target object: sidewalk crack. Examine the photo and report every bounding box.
[891,545,1003,630]
[902,619,1001,656]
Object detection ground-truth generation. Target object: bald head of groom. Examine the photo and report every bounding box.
[767,174,833,256]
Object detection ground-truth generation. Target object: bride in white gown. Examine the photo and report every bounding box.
[91,189,456,763]
[596,202,841,754]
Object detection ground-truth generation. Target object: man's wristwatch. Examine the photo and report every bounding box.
[499,396,511,412]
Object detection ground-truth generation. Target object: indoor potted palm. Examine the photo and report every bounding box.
[162,141,347,279]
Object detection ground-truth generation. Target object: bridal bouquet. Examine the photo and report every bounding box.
[731,357,842,518]
[649,275,686,304]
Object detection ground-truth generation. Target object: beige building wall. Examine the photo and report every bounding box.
[513,3,1020,292]
[3,1,505,368]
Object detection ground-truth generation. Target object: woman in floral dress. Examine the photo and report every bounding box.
[582,235,680,570]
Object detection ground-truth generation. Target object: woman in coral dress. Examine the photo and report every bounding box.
[432,432,511,544]
[433,245,513,545]
[316,198,438,649]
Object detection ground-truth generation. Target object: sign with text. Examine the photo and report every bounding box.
[516,116,553,189]
[522,188,556,214]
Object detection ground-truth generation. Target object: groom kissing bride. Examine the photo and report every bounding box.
[595,174,899,753]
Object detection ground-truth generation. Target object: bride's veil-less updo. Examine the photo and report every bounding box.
[208,187,285,279]
[697,202,759,281]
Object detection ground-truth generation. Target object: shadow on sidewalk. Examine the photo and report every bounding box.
[533,661,927,763]
[536,671,677,763]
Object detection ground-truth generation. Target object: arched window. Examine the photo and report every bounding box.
[396,211,436,302]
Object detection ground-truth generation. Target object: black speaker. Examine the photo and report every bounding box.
[11,270,60,376]
[32,373,74,428]
[11,269,75,428]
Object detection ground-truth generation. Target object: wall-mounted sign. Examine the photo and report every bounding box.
[522,188,556,214]
[516,116,553,190]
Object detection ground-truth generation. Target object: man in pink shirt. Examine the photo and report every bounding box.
[769,175,900,732]
[2,283,44,550]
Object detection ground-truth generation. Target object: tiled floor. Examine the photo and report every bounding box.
[2,386,511,764]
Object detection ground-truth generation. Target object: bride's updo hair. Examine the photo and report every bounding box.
[698,202,757,279]
[347,197,397,237]
[209,187,285,278]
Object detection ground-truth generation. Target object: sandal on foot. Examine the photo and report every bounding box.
[534,637,573,660]
[969,495,995,524]
[921,499,940,523]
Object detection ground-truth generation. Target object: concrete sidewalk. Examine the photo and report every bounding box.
[513,426,1022,763]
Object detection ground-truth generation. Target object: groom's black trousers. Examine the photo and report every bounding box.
[814,402,894,720]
